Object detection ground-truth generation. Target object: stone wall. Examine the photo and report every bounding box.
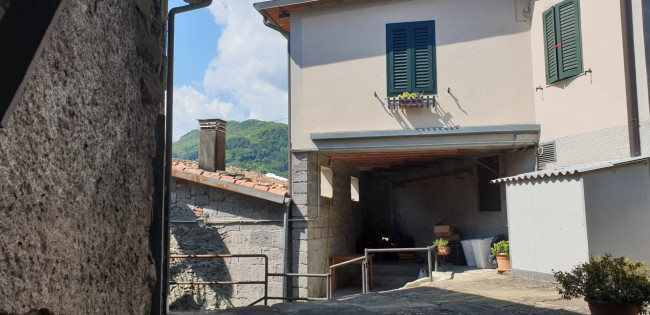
[291,153,362,298]
[0,1,166,314]
[169,178,286,310]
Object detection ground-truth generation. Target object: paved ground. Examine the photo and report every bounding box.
[171,268,589,315]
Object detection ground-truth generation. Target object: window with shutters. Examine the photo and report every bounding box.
[386,21,437,96]
[543,0,583,85]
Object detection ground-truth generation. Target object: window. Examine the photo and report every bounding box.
[350,176,359,202]
[543,0,583,84]
[386,20,437,96]
[320,166,333,197]
[0,0,63,127]
[477,156,501,212]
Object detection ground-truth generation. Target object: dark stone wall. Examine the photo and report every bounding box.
[0,0,166,313]
[168,178,286,310]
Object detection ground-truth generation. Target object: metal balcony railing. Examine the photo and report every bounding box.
[387,95,436,109]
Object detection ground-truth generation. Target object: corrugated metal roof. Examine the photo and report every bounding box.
[492,156,650,183]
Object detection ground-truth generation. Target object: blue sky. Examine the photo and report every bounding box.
[169,0,288,140]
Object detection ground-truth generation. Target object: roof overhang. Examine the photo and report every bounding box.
[311,124,540,152]
[253,0,346,34]
[172,168,288,204]
[308,124,540,169]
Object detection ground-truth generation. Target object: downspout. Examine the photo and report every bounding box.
[282,198,292,299]
[621,0,642,156]
[164,1,212,313]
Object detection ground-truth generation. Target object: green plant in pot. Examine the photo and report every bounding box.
[491,241,510,273]
[434,238,449,255]
[553,254,650,315]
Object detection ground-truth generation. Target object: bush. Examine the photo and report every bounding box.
[553,254,650,313]
[491,240,509,256]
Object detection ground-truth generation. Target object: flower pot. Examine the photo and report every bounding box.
[585,298,639,315]
[495,254,510,273]
[438,246,450,255]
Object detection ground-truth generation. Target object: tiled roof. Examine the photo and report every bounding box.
[171,159,289,203]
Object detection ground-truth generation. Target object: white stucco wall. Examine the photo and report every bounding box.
[505,177,589,277]
[583,161,650,264]
[290,0,536,150]
[531,0,629,142]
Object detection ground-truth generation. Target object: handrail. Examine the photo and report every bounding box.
[171,246,439,306]
[169,254,269,306]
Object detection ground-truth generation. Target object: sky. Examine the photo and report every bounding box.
[169,0,288,141]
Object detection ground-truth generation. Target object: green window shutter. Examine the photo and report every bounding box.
[411,21,436,94]
[555,0,583,79]
[387,24,411,96]
[387,21,436,96]
[543,7,559,84]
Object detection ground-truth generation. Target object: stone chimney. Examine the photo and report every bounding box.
[198,119,227,172]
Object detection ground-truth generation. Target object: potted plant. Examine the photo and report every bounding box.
[553,254,650,315]
[434,238,449,255]
[398,91,423,106]
[491,241,510,273]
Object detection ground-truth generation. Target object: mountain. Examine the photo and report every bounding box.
[172,120,289,177]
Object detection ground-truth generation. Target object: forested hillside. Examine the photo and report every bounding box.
[172,120,289,177]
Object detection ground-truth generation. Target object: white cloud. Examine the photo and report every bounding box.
[172,85,245,140]
[172,1,288,140]
[204,0,288,120]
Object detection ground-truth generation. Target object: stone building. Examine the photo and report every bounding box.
[0,0,166,314]
[168,159,290,310]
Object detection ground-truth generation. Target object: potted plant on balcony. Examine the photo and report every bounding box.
[553,254,650,315]
[398,91,422,107]
[491,241,510,273]
[434,238,449,255]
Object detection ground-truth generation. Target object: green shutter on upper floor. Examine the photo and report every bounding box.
[544,0,583,84]
[555,0,583,80]
[543,7,559,85]
[386,20,436,96]
[387,24,411,96]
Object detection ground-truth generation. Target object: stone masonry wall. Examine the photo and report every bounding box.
[0,1,166,314]
[291,153,362,298]
[169,178,286,310]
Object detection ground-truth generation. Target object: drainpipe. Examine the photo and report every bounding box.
[621,0,642,157]
[164,1,212,313]
[282,198,293,299]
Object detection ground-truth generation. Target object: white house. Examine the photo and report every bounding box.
[254,0,650,296]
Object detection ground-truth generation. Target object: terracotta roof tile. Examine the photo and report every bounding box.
[253,184,270,192]
[171,158,289,198]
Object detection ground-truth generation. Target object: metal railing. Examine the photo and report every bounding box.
[170,246,439,305]
[169,254,269,306]
[363,246,437,293]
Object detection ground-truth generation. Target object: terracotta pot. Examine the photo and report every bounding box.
[585,298,639,315]
[438,246,450,254]
[496,254,510,272]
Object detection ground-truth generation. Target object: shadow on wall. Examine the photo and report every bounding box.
[169,205,234,311]
[375,93,463,130]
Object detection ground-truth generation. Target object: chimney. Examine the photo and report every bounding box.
[198,119,227,172]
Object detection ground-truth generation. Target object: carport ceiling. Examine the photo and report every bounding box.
[326,150,462,169]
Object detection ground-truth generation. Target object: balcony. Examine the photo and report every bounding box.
[387,95,436,109]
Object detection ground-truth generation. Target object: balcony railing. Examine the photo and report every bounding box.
[387,95,436,109]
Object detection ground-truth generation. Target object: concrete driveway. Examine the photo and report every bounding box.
[171,269,589,315]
